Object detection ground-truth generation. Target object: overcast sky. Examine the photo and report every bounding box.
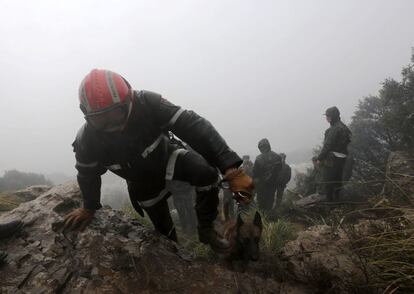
[0,0,413,176]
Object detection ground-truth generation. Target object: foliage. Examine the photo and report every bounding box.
[294,168,314,196]
[180,234,217,261]
[0,169,52,192]
[349,52,414,195]
[0,192,20,212]
[121,202,154,229]
[243,208,297,254]
[293,52,414,199]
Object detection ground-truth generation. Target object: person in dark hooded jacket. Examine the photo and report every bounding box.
[253,139,282,211]
[274,153,291,208]
[316,106,352,201]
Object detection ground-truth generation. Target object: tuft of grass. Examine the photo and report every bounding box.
[0,192,21,212]
[179,233,217,261]
[261,217,297,255]
[121,203,154,229]
[344,208,414,293]
[235,206,298,255]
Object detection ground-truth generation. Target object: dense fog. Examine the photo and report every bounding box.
[1,0,413,179]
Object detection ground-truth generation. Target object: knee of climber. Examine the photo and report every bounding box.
[193,164,218,188]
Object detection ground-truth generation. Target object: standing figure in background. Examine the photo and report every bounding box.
[274,153,291,209]
[242,155,254,177]
[170,181,197,235]
[316,106,352,201]
[253,139,282,212]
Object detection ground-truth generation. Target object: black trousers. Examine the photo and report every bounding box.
[322,157,346,201]
[127,151,219,241]
[275,185,286,208]
[256,183,277,212]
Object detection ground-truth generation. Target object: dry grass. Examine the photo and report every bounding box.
[343,207,414,293]
[261,217,297,255]
[121,203,154,229]
[0,192,21,212]
[239,208,297,255]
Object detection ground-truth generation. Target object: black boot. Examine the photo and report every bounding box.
[0,220,23,239]
[0,250,7,264]
[198,225,230,253]
[195,187,230,252]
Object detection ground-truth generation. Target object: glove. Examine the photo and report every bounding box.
[63,208,95,231]
[224,168,255,204]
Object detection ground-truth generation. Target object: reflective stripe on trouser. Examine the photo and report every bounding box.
[127,180,176,241]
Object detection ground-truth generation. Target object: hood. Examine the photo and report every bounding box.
[258,138,271,153]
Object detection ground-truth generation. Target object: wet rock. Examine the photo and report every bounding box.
[9,185,51,202]
[0,186,51,215]
[281,225,367,292]
[0,182,295,293]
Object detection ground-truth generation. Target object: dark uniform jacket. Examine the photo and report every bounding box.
[253,151,282,186]
[317,120,352,161]
[276,163,292,188]
[73,90,241,210]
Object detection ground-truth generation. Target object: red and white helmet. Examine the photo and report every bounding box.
[79,69,133,131]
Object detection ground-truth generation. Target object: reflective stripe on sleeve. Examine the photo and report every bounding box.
[76,161,99,168]
[162,108,185,129]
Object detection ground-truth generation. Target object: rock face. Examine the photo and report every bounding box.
[281,225,367,292]
[294,193,326,208]
[0,185,51,215]
[0,182,287,293]
[7,185,51,202]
